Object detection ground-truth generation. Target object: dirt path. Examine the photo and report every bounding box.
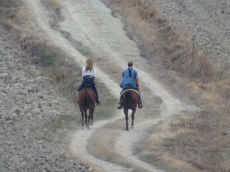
[23,0,197,171]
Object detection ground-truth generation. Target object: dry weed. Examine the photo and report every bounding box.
[41,0,61,10]
[106,59,121,74]
[87,128,128,166]
[161,153,207,172]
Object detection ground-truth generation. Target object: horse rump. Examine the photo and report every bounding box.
[79,88,96,109]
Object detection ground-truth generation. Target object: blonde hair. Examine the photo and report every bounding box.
[86,59,94,71]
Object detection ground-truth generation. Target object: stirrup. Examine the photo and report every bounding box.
[117,103,122,109]
[138,103,143,109]
[97,101,102,106]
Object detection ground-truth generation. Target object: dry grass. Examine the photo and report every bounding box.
[102,0,217,82]
[140,110,230,172]
[65,150,106,172]
[87,117,152,171]
[87,128,126,165]
[0,3,44,59]
[41,0,61,10]
[0,0,118,141]
[93,57,122,83]
[100,0,230,171]
[187,80,230,110]
[3,0,230,171]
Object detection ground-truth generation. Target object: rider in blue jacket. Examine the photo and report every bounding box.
[117,61,143,109]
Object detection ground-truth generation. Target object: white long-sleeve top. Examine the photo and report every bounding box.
[82,66,95,77]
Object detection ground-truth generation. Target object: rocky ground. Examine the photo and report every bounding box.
[0,29,91,172]
[1,0,230,171]
[152,0,230,78]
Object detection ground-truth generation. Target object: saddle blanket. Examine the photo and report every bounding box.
[120,89,139,98]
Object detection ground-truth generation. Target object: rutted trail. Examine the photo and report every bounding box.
[23,0,129,171]
[23,0,197,171]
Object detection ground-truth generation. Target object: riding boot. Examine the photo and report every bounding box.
[117,97,123,109]
[94,87,102,106]
[76,84,83,106]
[138,93,143,109]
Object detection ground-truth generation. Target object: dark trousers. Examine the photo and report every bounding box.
[78,78,99,102]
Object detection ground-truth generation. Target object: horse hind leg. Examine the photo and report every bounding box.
[84,109,89,129]
[124,108,129,130]
[84,109,90,129]
[89,108,94,126]
[131,110,135,129]
[80,109,84,129]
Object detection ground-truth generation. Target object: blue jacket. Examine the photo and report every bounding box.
[120,67,138,89]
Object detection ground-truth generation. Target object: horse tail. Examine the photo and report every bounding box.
[85,89,96,108]
[125,91,132,109]
[79,88,96,109]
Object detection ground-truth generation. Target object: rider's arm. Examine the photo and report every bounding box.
[135,77,140,91]
[93,68,95,80]
[82,67,85,79]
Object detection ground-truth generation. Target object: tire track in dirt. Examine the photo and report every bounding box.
[57,2,198,171]
[23,0,131,171]
[23,0,198,171]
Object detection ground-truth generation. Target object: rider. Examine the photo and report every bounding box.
[117,61,143,109]
[76,59,102,106]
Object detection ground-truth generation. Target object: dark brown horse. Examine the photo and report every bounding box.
[78,88,96,129]
[122,89,139,130]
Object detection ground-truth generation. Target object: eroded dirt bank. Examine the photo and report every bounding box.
[152,0,230,78]
[0,30,91,171]
[2,0,229,171]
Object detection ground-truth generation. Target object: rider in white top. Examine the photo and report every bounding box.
[82,66,95,77]
[76,59,101,106]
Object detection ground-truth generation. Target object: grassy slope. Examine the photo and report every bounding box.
[0,0,117,144]
[100,0,230,171]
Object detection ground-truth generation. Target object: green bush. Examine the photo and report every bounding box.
[41,41,57,66]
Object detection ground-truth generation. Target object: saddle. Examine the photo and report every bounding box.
[120,88,139,98]
[83,83,93,88]
[82,83,96,95]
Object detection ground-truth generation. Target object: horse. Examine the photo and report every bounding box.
[78,87,96,129]
[121,89,139,130]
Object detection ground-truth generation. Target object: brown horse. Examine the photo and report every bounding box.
[122,89,139,130]
[78,88,96,129]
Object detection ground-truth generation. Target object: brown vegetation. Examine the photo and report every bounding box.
[103,0,216,82]
[101,0,230,171]
[0,0,118,129]
[2,0,230,171]
[41,0,61,10]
